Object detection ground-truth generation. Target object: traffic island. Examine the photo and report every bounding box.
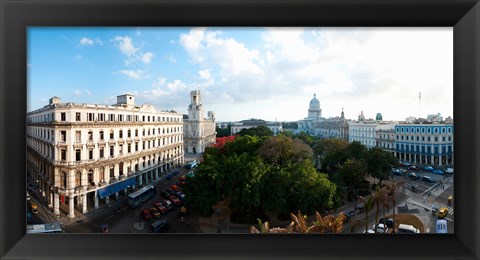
[133,222,145,231]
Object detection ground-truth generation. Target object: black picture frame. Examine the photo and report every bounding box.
[1,0,479,259]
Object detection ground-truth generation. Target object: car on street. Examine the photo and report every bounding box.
[174,191,186,200]
[170,197,182,206]
[424,166,434,171]
[378,218,395,228]
[150,220,169,233]
[446,168,454,174]
[186,171,195,178]
[154,202,169,214]
[31,202,38,214]
[392,169,404,176]
[150,207,161,219]
[437,207,449,218]
[432,169,444,175]
[403,162,411,166]
[179,176,187,182]
[408,172,420,180]
[160,190,171,198]
[409,165,418,171]
[372,223,389,233]
[142,209,152,221]
[163,200,173,210]
[170,185,179,191]
[422,176,435,183]
[166,173,174,180]
[343,210,355,221]
[173,170,180,176]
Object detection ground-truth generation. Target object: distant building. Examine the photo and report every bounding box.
[394,122,453,166]
[230,119,282,136]
[183,90,216,154]
[27,94,184,218]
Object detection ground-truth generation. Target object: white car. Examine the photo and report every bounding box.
[363,229,375,234]
[372,223,389,233]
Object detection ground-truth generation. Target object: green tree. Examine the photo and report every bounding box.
[215,125,232,137]
[364,147,399,186]
[237,125,273,137]
[358,195,375,232]
[256,135,313,167]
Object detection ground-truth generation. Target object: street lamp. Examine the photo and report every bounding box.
[215,208,222,233]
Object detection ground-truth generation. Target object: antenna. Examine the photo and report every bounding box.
[419,92,422,119]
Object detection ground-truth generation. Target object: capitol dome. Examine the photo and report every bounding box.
[309,94,320,110]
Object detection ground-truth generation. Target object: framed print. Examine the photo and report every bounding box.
[1,0,479,260]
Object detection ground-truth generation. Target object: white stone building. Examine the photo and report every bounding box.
[230,119,282,136]
[183,90,216,154]
[27,94,184,218]
[375,122,397,155]
[348,121,378,148]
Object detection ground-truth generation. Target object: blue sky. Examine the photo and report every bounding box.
[28,27,453,122]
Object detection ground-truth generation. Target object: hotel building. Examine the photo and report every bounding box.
[183,90,216,154]
[27,94,184,218]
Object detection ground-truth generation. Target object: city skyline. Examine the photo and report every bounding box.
[28,27,453,122]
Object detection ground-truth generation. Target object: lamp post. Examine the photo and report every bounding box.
[215,208,222,233]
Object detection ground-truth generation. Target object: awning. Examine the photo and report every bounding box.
[97,187,112,199]
[109,183,122,194]
[117,177,137,190]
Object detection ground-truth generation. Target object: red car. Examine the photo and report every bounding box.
[154,202,168,214]
[170,197,182,206]
[142,209,152,221]
[170,185,179,191]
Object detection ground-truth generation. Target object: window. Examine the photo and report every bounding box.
[142,116,145,122]
[428,137,431,142]
[135,129,138,137]
[109,114,115,121]
[60,131,66,142]
[75,149,81,161]
[100,131,104,140]
[135,142,138,151]
[119,144,123,155]
[88,131,93,141]
[76,112,81,121]
[442,137,445,142]
[128,129,131,138]
[110,145,114,157]
[100,147,104,158]
[119,130,123,139]
[61,149,66,161]
[435,137,438,142]
[422,128,425,133]
[61,112,66,121]
[75,131,81,142]
[99,113,105,121]
[89,149,93,160]
[88,113,94,121]
[128,144,131,153]
[416,136,419,141]
[110,131,114,140]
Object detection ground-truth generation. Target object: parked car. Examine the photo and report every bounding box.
[408,165,418,171]
[392,169,404,176]
[446,168,454,174]
[424,166,434,171]
[408,172,420,180]
[432,169,444,175]
[150,207,161,219]
[403,162,411,166]
[175,191,186,200]
[398,224,420,234]
[162,200,173,210]
[150,220,169,233]
[166,173,174,180]
[154,202,169,214]
[172,170,180,176]
[186,171,195,178]
[378,218,395,228]
[363,229,375,234]
[170,197,182,206]
[142,209,152,221]
[160,190,171,198]
[343,210,355,221]
[422,176,435,183]
[170,185,179,191]
[437,207,449,218]
[372,223,389,233]
[179,176,187,182]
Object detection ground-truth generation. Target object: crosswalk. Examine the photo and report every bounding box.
[431,201,454,215]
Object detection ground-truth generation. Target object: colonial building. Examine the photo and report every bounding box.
[27,94,184,218]
[298,94,322,134]
[394,122,454,166]
[230,119,282,136]
[375,122,397,156]
[348,121,378,148]
[183,90,216,154]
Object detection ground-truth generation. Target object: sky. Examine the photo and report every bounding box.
[28,27,453,122]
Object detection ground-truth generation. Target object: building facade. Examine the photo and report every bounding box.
[183,90,216,154]
[27,94,184,218]
[394,123,454,166]
[230,119,282,136]
[348,121,378,148]
[375,122,397,156]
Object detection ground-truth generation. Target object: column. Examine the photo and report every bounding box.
[69,196,75,219]
[82,194,87,214]
[155,168,159,180]
[438,156,442,166]
[49,192,53,208]
[138,175,143,186]
[94,190,99,209]
[54,193,60,216]
[431,155,434,166]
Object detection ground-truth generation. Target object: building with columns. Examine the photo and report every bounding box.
[27,94,184,219]
[183,90,216,154]
[394,123,454,166]
[230,119,283,136]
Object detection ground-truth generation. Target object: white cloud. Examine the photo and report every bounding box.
[73,90,82,96]
[167,79,187,90]
[80,37,94,46]
[119,69,146,79]
[141,52,154,64]
[114,36,139,57]
[166,54,177,63]
[153,77,167,87]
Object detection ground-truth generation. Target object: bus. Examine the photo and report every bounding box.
[27,222,63,234]
[127,185,156,208]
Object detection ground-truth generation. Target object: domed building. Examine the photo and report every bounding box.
[376,113,383,121]
[308,94,322,119]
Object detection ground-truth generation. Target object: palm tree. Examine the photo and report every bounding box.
[384,180,405,233]
[358,195,374,232]
[372,186,388,232]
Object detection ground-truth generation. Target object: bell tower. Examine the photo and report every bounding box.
[188,90,204,121]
